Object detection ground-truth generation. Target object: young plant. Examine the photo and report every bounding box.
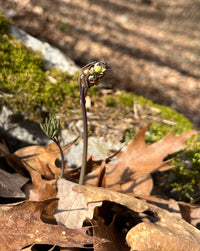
[78,61,108,185]
[40,115,65,178]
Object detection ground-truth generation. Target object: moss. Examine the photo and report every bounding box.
[118,93,134,107]
[0,13,80,121]
[167,134,200,203]
[0,13,10,34]
[113,91,192,142]
[56,22,69,32]
[106,96,116,107]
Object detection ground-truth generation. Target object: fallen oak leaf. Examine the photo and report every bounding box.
[0,198,104,251]
[24,168,57,201]
[0,168,29,198]
[96,159,106,187]
[13,137,79,179]
[91,125,196,195]
[73,185,200,251]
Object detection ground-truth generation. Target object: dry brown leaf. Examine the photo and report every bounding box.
[54,179,102,229]
[0,168,29,198]
[18,148,57,201]
[93,215,129,251]
[179,202,200,228]
[2,148,28,177]
[96,159,106,187]
[66,150,120,183]
[0,199,104,250]
[25,165,57,201]
[126,221,200,251]
[13,137,79,179]
[88,126,195,195]
[22,164,57,220]
[73,185,200,251]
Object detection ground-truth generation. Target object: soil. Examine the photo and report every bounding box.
[0,0,199,128]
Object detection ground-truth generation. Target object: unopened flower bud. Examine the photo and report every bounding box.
[83,69,89,75]
[94,62,106,75]
[88,75,94,81]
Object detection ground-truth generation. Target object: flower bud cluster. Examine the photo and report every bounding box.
[81,61,108,88]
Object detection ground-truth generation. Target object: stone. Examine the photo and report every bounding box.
[0,106,50,151]
[11,26,80,74]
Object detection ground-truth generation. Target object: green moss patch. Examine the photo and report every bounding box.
[166,134,200,203]
[0,13,80,121]
[104,91,192,143]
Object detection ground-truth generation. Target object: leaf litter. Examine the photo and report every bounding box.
[86,125,196,195]
[0,199,104,251]
[0,126,199,250]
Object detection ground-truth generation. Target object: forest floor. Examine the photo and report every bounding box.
[1,2,200,250]
[0,0,199,128]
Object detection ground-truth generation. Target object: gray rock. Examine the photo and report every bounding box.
[64,136,122,168]
[11,26,80,74]
[0,106,50,150]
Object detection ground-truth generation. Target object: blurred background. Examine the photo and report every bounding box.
[0,0,199,127]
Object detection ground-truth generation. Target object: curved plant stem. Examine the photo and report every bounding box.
[55,139,65,178]
[78,62,108,185]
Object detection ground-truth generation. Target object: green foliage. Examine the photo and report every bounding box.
[168,134,200,203]
[121,93,192,143]
[0,12,10,34]
[56,22,69,31]
[104,91,192,142]
[106,96,116,107]
[40,115,62,141]
[118,93,134,107]
[133,95,192,136]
